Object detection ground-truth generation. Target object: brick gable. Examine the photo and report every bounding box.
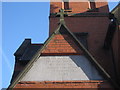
[42,34,82,55]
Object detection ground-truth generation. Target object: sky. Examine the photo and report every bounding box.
[1,1,120,89]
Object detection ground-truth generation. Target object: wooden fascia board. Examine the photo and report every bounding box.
[8,24,62,89]
[111,3,120,13]
[50,13,109,17]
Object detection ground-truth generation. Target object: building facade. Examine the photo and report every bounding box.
[8,1,120,89]
[111,3,120,85]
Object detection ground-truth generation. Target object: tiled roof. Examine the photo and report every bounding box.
[8,13,120,89]
[14,39,31,56]
[14,39,43,61]
[21,44,43,61]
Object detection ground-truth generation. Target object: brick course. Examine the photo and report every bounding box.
[42,34,82,54]
[14,80,113,89]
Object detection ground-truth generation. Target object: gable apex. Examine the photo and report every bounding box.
[8,18,120,89]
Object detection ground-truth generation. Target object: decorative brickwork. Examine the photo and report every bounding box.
[42,34,82,54]
[14,81,112,89]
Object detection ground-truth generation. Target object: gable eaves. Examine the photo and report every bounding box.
[8,24,62,89]
[8,21,120,89]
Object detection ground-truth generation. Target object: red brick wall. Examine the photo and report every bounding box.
[69,2,90,13]
[95,2,109,13]
[42,34,82,55]
[50,2,62,13]
[49,16,115,77]
[111,25,119,80]
[50,2,109,13]
[50,17,110,34]
[14,80,113,89]
[49,1,115,78]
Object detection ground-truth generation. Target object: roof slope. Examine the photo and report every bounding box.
[8,15,120,89]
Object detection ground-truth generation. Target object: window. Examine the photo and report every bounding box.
[64,2,69,10]
[90,2,96,9]
[62,0,69,10]
[89,0,96,9]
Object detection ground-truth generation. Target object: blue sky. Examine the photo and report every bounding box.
[2,1,120,89]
